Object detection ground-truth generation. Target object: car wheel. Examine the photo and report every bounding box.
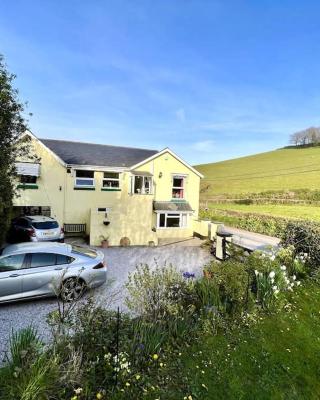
[60,277,86,302]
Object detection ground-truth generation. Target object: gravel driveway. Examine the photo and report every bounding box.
[0,242,212,361]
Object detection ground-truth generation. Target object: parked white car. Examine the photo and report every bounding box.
[0,242,107,303]
[7,215,64,243]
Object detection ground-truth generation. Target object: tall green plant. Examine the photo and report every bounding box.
[0,54,34,244]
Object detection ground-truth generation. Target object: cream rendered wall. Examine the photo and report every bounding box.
[14,138,66,224]
[134,151,201,239]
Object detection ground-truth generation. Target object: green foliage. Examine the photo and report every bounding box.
[204,260,253,315]
[281,220,320,271]
[0,55,31,245]
[0,327,58,400]
[201,208,290,237]
[125,263,195,321]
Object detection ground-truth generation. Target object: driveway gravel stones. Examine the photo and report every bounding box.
[0,242,212,361]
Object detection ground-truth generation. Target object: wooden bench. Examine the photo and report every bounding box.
[63,223,86,236]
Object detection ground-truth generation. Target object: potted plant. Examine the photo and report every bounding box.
[100,235,109,248]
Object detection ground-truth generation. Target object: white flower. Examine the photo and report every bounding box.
[292,275,296,281]
[296,281,301,286]
[280,265,286,271]
[269,271,275,279]
[270,255,276,261]
[290,282,294,287]
[274,289,280,295]
[272,285,278,291]
[254,270,258,276]
[270,278,275,284]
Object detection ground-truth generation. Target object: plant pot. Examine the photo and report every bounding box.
[101,240,109,248]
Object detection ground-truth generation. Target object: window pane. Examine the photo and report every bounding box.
[20,175,37,184]
[56,254,73,265]
[159,214,165,227]
[172,188,184,198]
[166,217,180,228]
[173,177,183,187]
[76,170,94,178]
[32,221,58,229]
[134,176,143,193]
[104,172,119,179]
[0,254,25,272]
[30,253,56,268]
[76,178,94,186]
[103,180,119,188]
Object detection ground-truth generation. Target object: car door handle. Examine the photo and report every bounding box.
[9,273,20,277]
[54,267,63,270]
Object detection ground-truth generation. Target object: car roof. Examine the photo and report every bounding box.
[23,215,56,222]
[2,242,72,256]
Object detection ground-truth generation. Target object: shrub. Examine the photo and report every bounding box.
[281,220,320,271]
[204,260,253,315]
[200,208,289,237]
[125,263,196,322]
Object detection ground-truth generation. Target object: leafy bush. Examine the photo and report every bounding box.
[126,263,196,321]
[204,260,253,315]
[200,208,289,237]
[281,220,320,271]
[0,327,59,400]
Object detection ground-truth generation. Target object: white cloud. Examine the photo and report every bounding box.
[192,140,215,153]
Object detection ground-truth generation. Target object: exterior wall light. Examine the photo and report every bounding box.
[159,172,163,178]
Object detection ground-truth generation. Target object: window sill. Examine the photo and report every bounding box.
[171,199,186,202]
[101,188,121,191]
[132,193,154,196]
[74,187,95,191]
[157,227,188,229]
[17,184,38,190]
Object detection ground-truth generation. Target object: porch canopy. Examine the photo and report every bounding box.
[153,201,193,212]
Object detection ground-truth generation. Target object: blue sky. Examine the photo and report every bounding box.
[2,1,320,164]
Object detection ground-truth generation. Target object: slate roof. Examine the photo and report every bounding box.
[153,201,194,212]
[40,138,158,168]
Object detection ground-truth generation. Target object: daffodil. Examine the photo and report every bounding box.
[96,393,103,400]
[125,382,130,387]
[152,354,159,360]
[135,374,141,380]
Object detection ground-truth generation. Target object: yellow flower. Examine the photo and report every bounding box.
[71,396,78,400]
[159,362,164,367]
[125,382,130,387]
[188,396,193,400]
[135,374,141,380]
[96,393,103,400]
[152,354,159,360]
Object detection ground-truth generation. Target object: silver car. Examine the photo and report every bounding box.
[0,242,107,303]
[7,215,64,243]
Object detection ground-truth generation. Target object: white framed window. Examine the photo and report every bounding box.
[157,212,188,228]
[102,172,120,189]
[132,175,153,195]
[172,176,185,199]
[75,170,95,188]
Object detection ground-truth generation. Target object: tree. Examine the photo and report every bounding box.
[0,55,31,245]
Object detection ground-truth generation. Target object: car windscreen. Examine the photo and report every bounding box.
[31,221,59,229]
[71,245,97,259]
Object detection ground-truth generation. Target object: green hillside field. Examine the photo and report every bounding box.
[195,146,320,196]
[195,146,320,222]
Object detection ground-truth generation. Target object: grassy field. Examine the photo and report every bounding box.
[184,280,320,399]
[206,202,320,221]
[195,146,320,196]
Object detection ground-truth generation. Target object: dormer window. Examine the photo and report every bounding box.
[75,170,95,188]
[172,176,185,199]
